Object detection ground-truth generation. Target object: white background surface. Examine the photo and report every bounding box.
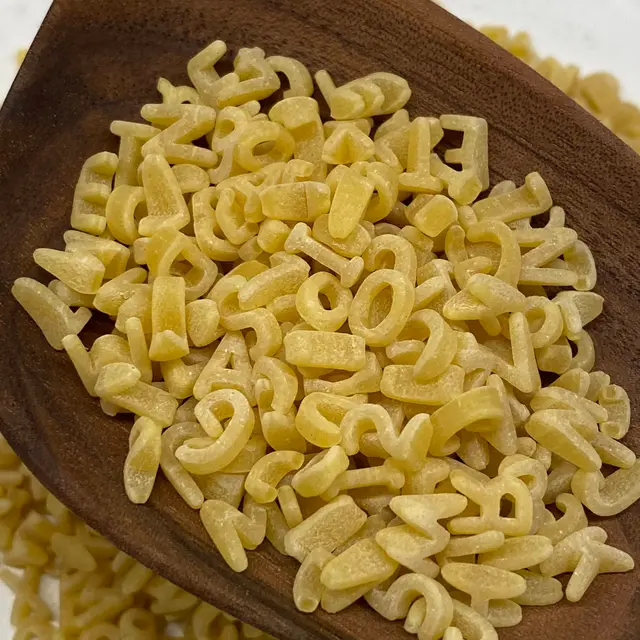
[0,0,638,636]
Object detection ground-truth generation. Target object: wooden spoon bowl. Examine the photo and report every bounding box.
[0,0,639,638]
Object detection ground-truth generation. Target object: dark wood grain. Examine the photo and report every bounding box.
[0,0,639,638]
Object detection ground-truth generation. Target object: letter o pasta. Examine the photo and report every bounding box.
[349,269,415,347]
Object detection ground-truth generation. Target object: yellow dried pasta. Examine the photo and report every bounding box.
[9,34,640,640]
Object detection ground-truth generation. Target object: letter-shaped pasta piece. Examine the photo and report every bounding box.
[571,460,640,516]
[123,417,162,505]
[48,279,95,309]
[12,278,92,350]
[295,392,362,448]
[449,599,499,640]
[92,267,146,320]
[381,364,464,405]
[214,186,259,246]
[277,484,303,528]
[340,73,410,118]
[441,564,525,617]
[396,310,454,382]
[363,234,417,284]
[365,573,453,640]
[148,276,188,362]
[537,493,588,544]
[235,121,294,172]
[473,172,552,223]
[193,331,254,403]
[341,404,432,471]
[291,447,350,498]
[187,40,229,107]
[223,308,282,361]
[373,122,410,173]
[448,470,533,536]
[321,582,384,615]
[320,539,397,591]
[70,152,118,236]
[61,334,101,396]
[439,115,490,190]
[303,351,382,396]
[430,155,484,207]
[407,194,458,239]
[428,387,503,457]
[216,435,267,474]
[191,187,239,261]
[553,290,603,340]
[260,181,330,223]
[598,384,631,439]
[253,356,298,415]
[321,458,405,501]
[245,451,304,503]
[105,185,146,245]
[257,383,307,453]
[327,169,374,240]
[376,494,467,572]
[217,47,280,107]
[284,495,367,562]
[565,239,597,291]
[479,535,553,571]
[525,409,601,472]
[110,121,161,188]
[63,230,130,280]
[33,247,105,296]
[238,258,309,310]
[285,223,364,287]
[200,500,266,572]
[175,389,255,474]
[349,270,414,347]
[138,155,190,236]
[94,363,178,426]
[442,288,500,336]
[539,526,634,602]
[487,312,541,394]
[157,76,202,106]
[398,118,443,193]
[466,274,526,317]
[269,97,326,179]
[173,163,210,193]
[550,369,592,399]
[185,299,220,348]
[530,387,606,425]
[257,219,290,254]
[146,228,218,302]
[350,161,399,223]
[321,123,375,165]
[284,330,365,372]
[264,56,312,98]
[519,296,565,349]
[474,375,517,456]
[295,272,353,333]
[499,453,548,503]
[141,104,217,167]
[466,220,521,287]
[293,547,334,613]
[515,226,579,287]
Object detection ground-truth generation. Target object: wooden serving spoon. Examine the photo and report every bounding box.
[0,0,639,638]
